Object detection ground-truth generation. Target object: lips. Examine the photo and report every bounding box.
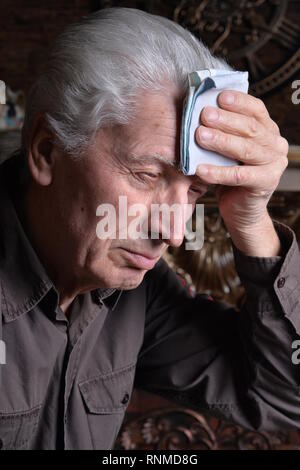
[119,248,160,270]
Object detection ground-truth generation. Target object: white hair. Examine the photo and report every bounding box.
[22,7,231,158]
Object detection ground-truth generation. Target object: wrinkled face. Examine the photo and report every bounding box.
[52,88,207,290]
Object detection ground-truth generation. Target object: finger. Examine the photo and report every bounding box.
[217,91,279,134]
[200,106,265,139]
[195,162,281,190]
[196,125,275,165]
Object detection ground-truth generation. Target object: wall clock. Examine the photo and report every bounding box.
[172,0,300,96]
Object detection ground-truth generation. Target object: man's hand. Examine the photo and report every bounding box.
[195,90,289,257]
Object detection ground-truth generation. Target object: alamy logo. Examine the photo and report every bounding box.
[292,340,300,365]
[95,196,205,250]
[291,80,300,105]
[0,340,5,365]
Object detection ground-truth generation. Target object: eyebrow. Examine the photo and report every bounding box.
[128,153,180,170]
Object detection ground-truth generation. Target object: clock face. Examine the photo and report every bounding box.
[172,0,300,96]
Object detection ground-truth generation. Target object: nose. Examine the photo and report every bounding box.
[149,180,191,248]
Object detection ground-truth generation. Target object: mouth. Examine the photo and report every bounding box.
[119,248,161,270]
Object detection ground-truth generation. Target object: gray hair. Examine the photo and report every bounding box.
[22,7,231,159]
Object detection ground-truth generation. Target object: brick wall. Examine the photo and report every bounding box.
[0,0,90,94]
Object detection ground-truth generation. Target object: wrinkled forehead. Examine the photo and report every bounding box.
[121,88,184,166]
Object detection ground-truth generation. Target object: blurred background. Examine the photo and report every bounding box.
[0,0,299,450]
[0,0,299,178]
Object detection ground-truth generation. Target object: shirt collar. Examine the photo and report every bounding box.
[92,288,123,311]
[0,157,122,323]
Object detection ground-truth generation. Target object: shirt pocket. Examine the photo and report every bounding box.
[0,405,41,450]
[79,362,136,450]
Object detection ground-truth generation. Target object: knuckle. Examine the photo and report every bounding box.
[214,170,222,185]
[272,172,281,187]
[233,92,240,106]
[248,116,259,137]
[244,139,252,161]
[214,130,227,152]
[256,97,268,116]
[222,131,230,148]
[271,120,280,135]
[279,136,289,155]
[283,155,289,169]
[273,161,285,183]
[233,165,244,185]
[280,154,289,171]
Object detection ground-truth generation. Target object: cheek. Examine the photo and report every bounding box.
[85,238,146,288]
[66,179,119,239]
[86,237,112,263]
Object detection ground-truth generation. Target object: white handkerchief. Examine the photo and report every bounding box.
[0,81,5,105]
[180,69,249,175]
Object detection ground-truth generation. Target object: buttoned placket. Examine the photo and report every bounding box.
[51,295,111,450]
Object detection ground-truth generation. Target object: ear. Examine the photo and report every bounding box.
[27,114,57,186]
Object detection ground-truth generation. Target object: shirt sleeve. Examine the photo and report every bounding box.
[135,219,300,431]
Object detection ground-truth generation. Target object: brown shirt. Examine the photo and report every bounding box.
[1,156,300,450]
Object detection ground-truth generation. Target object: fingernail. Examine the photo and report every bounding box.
[222,92,235,105]
[199,128,213,140]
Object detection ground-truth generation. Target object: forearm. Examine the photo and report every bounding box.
[226,213,283,257]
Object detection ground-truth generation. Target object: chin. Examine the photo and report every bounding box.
[90,264,147,291]
[116,267,147,290]
[119,278,144,290]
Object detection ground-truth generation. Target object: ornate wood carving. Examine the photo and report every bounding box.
[97,0,300,97]
[172,0,300,97]
[115,408,300,450]
[115,409,216,450]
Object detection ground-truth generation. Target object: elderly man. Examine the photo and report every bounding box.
[0,7,299,450]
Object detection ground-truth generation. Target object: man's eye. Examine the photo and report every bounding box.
[135,172,160,182]
[189,185,207,196]
[189,186,201,193]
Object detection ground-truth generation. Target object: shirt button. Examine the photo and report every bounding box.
[277,277,286,288]
[121,393,130,405]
